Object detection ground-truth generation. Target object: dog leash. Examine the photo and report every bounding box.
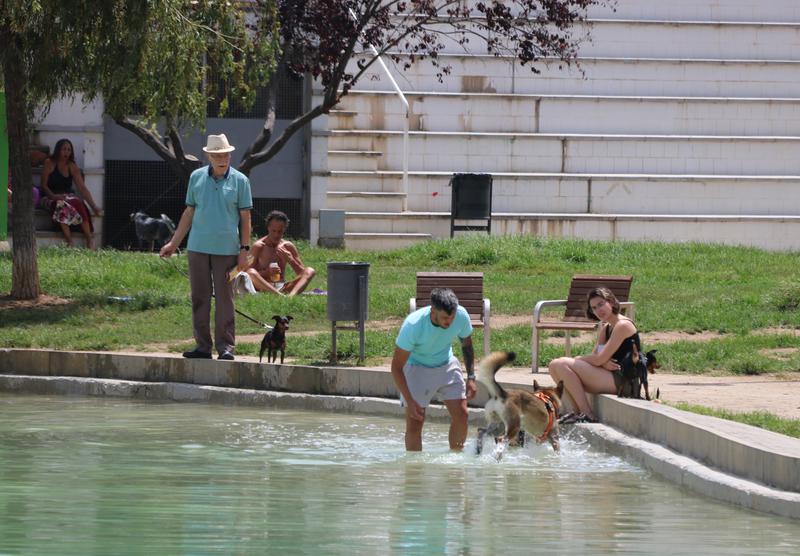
[162,255,273,330]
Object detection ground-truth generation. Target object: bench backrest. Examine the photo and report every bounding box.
[415,272,485,323]
[564,274,633,322]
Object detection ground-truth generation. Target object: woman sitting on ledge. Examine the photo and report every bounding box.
[40,138,101,249]
[548,287,640,424]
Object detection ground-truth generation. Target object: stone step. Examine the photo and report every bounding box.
[329,109,357,117]
[319,130,800,176]
[444,0,799,23]
[346,53,800,97]
[327,191,406,212]
[578,19,800,60]
[343,232,432,250]
[341,211,800,251]
[402,19,800,60]
[327,150,382,171]
[6,231,96,249]
[8,210,102,232]
[327,110,358,130]
[322,90,800,136]
[317,171,800,215]
[586,0,800,23]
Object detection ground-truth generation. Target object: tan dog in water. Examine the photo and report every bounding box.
[476,351,564,456]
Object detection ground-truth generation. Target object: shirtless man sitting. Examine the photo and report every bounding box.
[245,210,316,297]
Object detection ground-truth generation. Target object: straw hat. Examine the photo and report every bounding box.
[202,133,235,153]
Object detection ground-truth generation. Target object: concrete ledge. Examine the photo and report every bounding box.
[0,374,482,424]
[595,395,800,493]
[583,424,800,519]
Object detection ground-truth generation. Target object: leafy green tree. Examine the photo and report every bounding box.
[1,0,151,299]
[237,0,607,174]
[105,1,279,185]
[1,0,277,299]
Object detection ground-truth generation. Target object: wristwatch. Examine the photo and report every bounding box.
[466,373,476,381]
[239,244,250,251]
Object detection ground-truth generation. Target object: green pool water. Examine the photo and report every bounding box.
[0,393,798,555]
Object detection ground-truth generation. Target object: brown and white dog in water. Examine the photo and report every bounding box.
[476,351,565,457]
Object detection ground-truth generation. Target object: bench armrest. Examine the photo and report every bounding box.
[620,301,635,320]
[532,299,567,324]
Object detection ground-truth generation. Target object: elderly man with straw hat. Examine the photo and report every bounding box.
[160,133,253,361]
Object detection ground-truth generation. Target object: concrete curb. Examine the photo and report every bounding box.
[0,374,485,423]
[583,424,800,520]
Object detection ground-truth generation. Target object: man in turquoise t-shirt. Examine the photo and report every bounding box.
[391,288,476,451]
[160,134,252,361]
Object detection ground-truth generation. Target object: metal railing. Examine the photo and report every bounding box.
[348,9,409,211]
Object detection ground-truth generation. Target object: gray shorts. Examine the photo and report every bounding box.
[400,356,466,407]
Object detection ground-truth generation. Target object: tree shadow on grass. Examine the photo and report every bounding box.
[0,295,84,327]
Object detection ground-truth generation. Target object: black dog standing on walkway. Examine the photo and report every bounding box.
[131,211,176,252]
[259,315,293,363]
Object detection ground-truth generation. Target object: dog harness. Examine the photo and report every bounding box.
[533,391,558,443]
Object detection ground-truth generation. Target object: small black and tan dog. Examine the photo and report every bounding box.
[259,315,293,364]
[617,346,660,400]
[130,211,175,251]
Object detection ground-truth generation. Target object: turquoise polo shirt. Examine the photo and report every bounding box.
[395,305,473,367]
[185,165,253,255]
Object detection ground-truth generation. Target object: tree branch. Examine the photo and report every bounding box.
[238,103,328,175]
[114,116,186,178]
[239,51,285,165]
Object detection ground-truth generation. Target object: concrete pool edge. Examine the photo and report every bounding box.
[0,348,798,519]
[583,425,800,520]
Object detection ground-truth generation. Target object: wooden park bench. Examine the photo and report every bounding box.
[530,275,635,372]
[409,272,491,356]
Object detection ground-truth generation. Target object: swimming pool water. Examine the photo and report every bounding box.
[0,394,797,555]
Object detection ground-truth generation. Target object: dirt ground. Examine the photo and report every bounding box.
[527,369,800,421]
[638,372,800,420]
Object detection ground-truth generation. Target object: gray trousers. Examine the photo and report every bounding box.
[188,250,238,354]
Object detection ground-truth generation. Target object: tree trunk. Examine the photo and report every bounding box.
[3,40,41,300]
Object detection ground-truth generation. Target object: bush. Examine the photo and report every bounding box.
[771,281,800,311]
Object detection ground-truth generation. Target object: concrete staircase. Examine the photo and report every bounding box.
[310,0,800,250]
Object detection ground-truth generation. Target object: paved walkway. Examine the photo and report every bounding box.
[520,367,800,421]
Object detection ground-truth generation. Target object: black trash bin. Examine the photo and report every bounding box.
[449,173,493,237]
[327,262,369,362]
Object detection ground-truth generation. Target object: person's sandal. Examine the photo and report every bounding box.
[558,412,598,425]
[558,412,580,425]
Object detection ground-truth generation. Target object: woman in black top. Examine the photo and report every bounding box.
[548,287,639,423]
[40,138,101,249]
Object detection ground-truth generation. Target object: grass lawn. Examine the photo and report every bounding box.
[3,235,800,374]
[671,403,800,439]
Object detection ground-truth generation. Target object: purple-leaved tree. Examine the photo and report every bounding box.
[237,0,607,175]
